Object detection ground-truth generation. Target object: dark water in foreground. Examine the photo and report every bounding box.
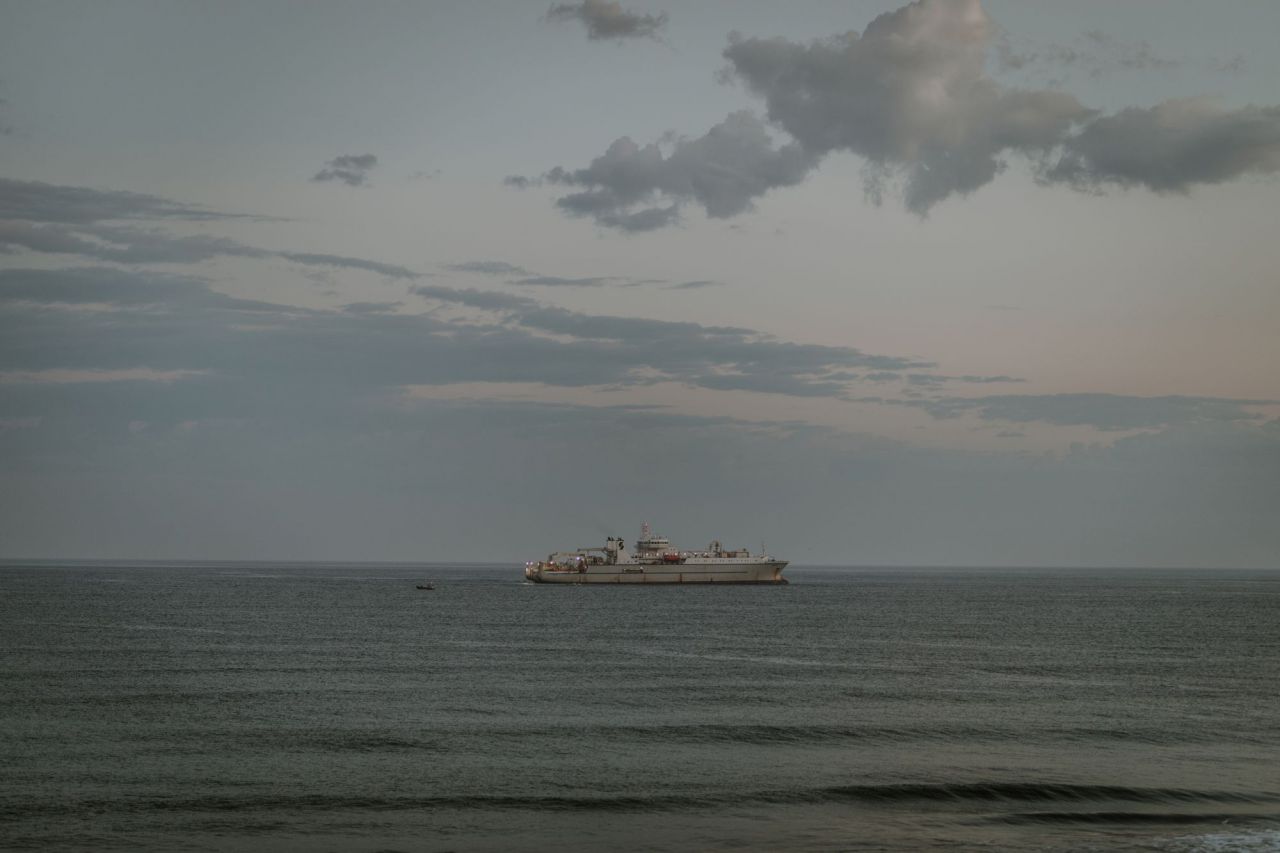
[2,563,1278,852]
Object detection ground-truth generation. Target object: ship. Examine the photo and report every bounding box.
[524,522,788,584]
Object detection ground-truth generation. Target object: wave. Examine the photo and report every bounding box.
[994,811,1276,826]
[6,782,1274,820]
[1161,829,1280,852]
[440,722,1278,748]
[117,722,1272,756]
[791,782,1275,807]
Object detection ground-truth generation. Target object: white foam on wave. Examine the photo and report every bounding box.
[1162,828,1280,852]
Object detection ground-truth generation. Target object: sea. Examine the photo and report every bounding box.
[1,562,1278,852]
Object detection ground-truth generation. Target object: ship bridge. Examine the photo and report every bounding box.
[635,521,672,554]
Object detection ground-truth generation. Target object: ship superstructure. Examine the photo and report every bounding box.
[524,522,788,584]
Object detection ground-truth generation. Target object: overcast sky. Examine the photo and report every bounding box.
[2,0,1278,566]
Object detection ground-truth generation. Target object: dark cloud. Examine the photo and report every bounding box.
[312,153,379,187]
[540,111,818,230]
[1042,98,1280,192]
[444,260,533,277]
[909,393,1274,431]
[545,0,667,41]
[0,178,422,278]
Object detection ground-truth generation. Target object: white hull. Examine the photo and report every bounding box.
[527,560,788,584]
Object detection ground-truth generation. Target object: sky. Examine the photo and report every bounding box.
[1,0,1278,566]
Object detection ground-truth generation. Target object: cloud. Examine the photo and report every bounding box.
[545,0,667,41]
[0,177,256,224]
[511,275,615,287]
[0,178,422,278]
[531,0,1280,226]
[847,371,1022,387]
[667,280,722,290]
[312,153,379,187]
[996,29,1182,78]
[0,267,931,408]
[414,283,931,395]
[5,268,1278,566]
[32,273,1260,438]
[0,266,293,313]
[340,301,402,315]
[5,380,1278,566]
[444,261,660,288]
[722,0,1092,214]
[411,284,537,312]
[908,393,1274,431]
[1042,98,1280,192]
[503,175,538,190]
[276,252,421,279]
[444,260,533,276]
[539,111,818,230]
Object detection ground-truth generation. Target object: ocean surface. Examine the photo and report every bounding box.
[1,563,1278,852]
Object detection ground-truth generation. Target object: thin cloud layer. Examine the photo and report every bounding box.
[0,177,255,224]
[909,393,1274,431]
[6,268,1279,565]
[0,178,422,278]
[545,0,667,41]
[0,266,289,313]
[444,260,676,290]
[312,153,379,187]
[511,275,615,287]
[0,267,930,405]
[413,283,929,395]
[444,260,533,276]
[997,29,1183,78]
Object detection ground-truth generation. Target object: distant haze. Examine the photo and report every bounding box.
[1,1,1278,566]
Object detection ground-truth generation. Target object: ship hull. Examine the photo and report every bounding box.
[526,561,788,584]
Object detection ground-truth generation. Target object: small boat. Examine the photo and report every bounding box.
[416,583,434,590]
